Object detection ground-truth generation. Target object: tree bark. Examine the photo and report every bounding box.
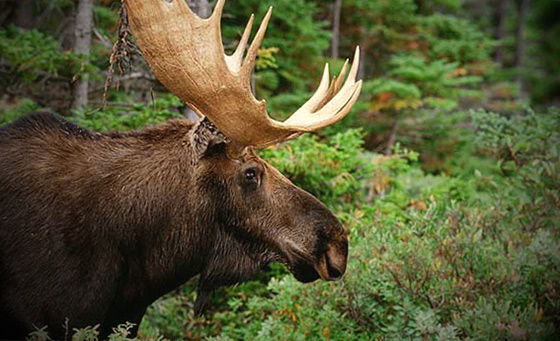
[0,2,14,27]
[58,5,77,51]
[71,0,94,111]
[515,0,530,89]
[182,0,211,121]
[358,39,368,80]
[15,0,34,30]
[331,0,342,59]
[494,0,508,65]
[385,114,400,155]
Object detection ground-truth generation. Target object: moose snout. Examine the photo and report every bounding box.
[314,237,348,281]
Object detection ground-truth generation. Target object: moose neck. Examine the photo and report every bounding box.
[74,119,224,305]
[99,118,268,310]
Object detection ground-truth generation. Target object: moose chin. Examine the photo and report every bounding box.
[0,0,362,339]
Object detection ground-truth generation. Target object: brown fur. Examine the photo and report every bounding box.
[0,112,347,339]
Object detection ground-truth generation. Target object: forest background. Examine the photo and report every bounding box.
[0,0,559,339]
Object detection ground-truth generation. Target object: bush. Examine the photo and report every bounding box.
[0,26,90,83]
[70,94,183,132]
[0,98,39,125]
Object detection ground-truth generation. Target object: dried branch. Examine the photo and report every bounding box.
[103,2,139,107]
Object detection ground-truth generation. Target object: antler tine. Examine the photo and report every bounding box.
[333,59,349,93]
[313,47,361,117]
[211,0,226,20]
[308,47,361,125]
[283,47,361,129]
[346,47,361,86]
[314,60,349,111]
[241,7,273,83]
[226,14,255,73]
[290,64,331,117]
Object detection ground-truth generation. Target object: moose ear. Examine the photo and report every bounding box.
[191,117,228,158]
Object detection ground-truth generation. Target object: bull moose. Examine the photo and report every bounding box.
[0,0,362,338]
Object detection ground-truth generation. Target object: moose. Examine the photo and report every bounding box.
[0,0,362,338]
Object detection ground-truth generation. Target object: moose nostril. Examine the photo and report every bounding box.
[324,240,348,280]
[325,254,343,280]
[327,258,342,280]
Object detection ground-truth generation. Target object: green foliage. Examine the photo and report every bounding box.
[363,54,482,112]
[70,95,183,132]
[260,129,373,208]
[26,323,141,341]
[26,326,51,341]
[471,108,560,230]
[93,6,119,38]
[335,0,491,168]
[348,0,418,40]
[420,14,493,63]
[72,325,100,341]
[522,0,560,103]
[390,54,481,100]
[0,26,92,83]
[0,98,40,125]
[222,0,330,94]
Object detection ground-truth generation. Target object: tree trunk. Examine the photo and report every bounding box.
[182,0,211,121]
[331,0,342,59]
[358,40,368,80]
[0,2,14,27]
[494,0,508,65]
[58,6,77,51]
[71,0,94,111]
[15,0,33,30]
[385,114,400,155]
[515,0,530,90]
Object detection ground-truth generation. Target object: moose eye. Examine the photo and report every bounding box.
[245,168,258,182]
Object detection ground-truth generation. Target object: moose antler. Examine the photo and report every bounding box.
[124,0,362,148]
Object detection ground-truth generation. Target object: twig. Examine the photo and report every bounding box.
[103,2,138,107]
[89,72,156,93]
[89,100,139,107]
[93,27,113,49]
[508,143,522,166]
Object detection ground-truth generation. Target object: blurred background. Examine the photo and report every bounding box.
[1,0,559,339]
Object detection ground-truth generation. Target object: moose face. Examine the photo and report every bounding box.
[194,143,348,284]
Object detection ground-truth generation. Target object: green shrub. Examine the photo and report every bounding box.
[260,129,375,208]
[0,26,91,83]
[0,98,40,125]
[70,94,183,132]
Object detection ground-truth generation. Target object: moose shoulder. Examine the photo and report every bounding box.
[0,0,361,338]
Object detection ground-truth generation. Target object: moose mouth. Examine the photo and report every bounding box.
[274,235,348,283]
[289,260,321,283]
[286,252,345,283]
